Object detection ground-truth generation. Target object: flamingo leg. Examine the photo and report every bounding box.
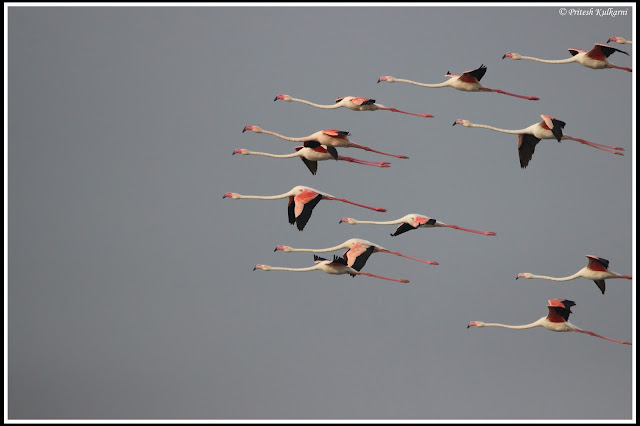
[484,88,539,101]
[571,329,631,345]
[563,136,625,155]
[441,224,496,236]
[338,156,391,167]
[354,271,410,283]
[377,107,434,118]
[379,249,439,265]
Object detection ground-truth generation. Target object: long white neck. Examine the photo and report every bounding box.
[347,218,404,225]
[468,122,529,135]
[268,265,321,272]
[520,55,577,64]
[393,78,450,88]
[242,150,300,159]
[527,272,582,282]
[481,318,544,330]
[236,191,293,200]
[259,129,306,142]
[286,243,348,253]
[292,97,341,109]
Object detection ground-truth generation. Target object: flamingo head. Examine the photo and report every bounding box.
[452,119,471,127]
[223,192,240,199]
[232,148,249,155]
[502,52,521,60]
[253,264,271,271]
[242,125,262,133]
[377,76,395,83]
[607,36,624,44]
[516,273,532,280]
[467,321,485,328]
[339,217,357,224]
[274,245,292,252]
[274,94,292,102]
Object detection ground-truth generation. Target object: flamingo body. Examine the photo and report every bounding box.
[275,238,439,271]
[453,115,624,168]
[516,255,632,294]
[232,146,390,175]
[467,298,631,345]
[254,255,410,283]
[274,94,434,117]
[242,125,409,159]
[503,44,631,72]
[378,65,539,100]
[339,213,496,237]
[223,185,386,231]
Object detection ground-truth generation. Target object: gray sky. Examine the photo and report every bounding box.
[6,4,635,421]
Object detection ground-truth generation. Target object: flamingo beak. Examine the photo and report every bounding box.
[452,121,457,126]
[273,96,278,101]
[502,54,506,59]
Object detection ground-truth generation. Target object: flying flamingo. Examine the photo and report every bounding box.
[452,115,624,168]
[223,185,386,231]
[274,94,434,118]
[467,298,631,345]
[607,36,632,45]
[232,147,390,176]
[274,238,439,271]
[516,255,632,295]
[377,64,539,101]
[502,43,631,72]
[339,213,496,237]
[242,125,409,160]
[253,255,410,284]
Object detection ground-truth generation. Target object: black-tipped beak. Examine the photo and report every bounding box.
[232,150,236,155]
[253,267,257,271]
[502,54,506,59]
[242,127,247,133]
[452,121,457,126]
[273,96,278,101]
[273,247,278,252]
[515,276,519,280]
[467,324,471,329]
[377,78,381,83]
[606,40,611,44]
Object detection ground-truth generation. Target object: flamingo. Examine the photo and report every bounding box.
[242,125,409,160]
[377,64,539,101]
[516,255,632,295]
[223,185,386,231]
[274,238,439,271]
[232,147,390,176]
[339,213,496,237]
[502,43,631,72]
[452,115,624,168]
[253,255,410,284]
[467,298,631,345]
[607,36,632,45]
[274,94,434,118]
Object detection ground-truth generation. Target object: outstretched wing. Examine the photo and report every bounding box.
[299,157,318,175]
[350,97,376,106]
[391,222,417,236]
[461,64,487,83]
[547,299,576,322]
[322,129,350,138]
[518,133,541,168]
[593,280,606,294]
[588,43,629,59]
[346,245,376,272]
[586,255,610,271]
[293,190,323,231]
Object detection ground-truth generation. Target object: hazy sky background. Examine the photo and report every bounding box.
[6,4,635,421]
